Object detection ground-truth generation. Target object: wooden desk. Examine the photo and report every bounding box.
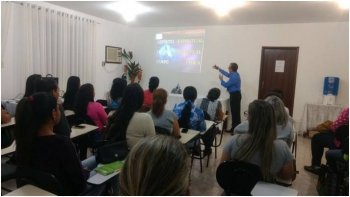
[300,103,343,134]
[64,110,75,117]
[251,181,298,196]
[1,117,15,128]
[179,129,200,144]
[1,141,16,156]
[70,124,98,139]
[5,184,56,196]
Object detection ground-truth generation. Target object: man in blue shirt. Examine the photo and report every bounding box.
[213,63,241,135]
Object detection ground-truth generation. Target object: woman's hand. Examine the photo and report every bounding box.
[213,65,219,70]
[219,74,223,80]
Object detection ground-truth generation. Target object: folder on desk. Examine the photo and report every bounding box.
[95,161,123,176]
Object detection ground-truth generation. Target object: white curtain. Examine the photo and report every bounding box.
[11,2,96,93]
[1,1,12,66]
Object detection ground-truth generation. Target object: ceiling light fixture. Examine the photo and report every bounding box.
[337,0,350,9]
[107,1,150,22]
[201,0,245,17]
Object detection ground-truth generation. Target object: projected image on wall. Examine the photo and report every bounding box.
[155,29,205,73]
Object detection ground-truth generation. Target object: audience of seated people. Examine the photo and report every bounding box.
[304,107,349,174]
[107,78,127,115]
[147,88,181,138]
[234,96,294,148]
[221,100,294,182]
[103,83,156,148]
[119,135,190,196]
[173,86,206,155]
[35,78,71,137]
[14,92,88,195]
[23,74,42,97]
[141,76,159,112]
[74,83,107,144]
[195,87,224,155]
[62,76,80,110]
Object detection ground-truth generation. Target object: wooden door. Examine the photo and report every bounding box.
[258,47,299,116]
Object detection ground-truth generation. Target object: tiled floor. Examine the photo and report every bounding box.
[2,132,323,196]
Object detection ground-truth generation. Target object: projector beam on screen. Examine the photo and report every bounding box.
[155,29,206,73]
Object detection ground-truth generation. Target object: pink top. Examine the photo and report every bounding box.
[143,89,153,106]
[87,102,107,131]
[331,108,349,147]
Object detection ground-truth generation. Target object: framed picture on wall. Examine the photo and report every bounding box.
[105,46,122,64]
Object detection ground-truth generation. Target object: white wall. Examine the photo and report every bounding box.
[131,22,349,128]
[1,1,131,100]
[2,1,348,132]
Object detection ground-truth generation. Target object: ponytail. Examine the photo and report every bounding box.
[152,98,164,117]
[15,93,57,166]
[178,101,192,129]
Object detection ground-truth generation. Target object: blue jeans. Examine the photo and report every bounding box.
[311,132,338,166]
[326,149,348,171]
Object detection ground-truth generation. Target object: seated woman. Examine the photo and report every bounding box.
[104,83,156,148]
[142,76,159,110]
[14,92,88,195]
[173,86,206,153]
[304,108,349,175]
[119,135,190,196]
[107,78,127,113]
[35,78,71,137]
[195,88,224,155]
[23,74,41,97]
[221,100,294,182]
[234,96,294,148]
[325,125,349,171]
[75,84,107,140]
[62,76,80,110]
[147,88,180,138]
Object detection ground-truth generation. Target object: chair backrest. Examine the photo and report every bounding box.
[139,104,151,113]
[75,115,96,126]
[96,99,107,107]
[203,110,211,121]
[155,126,172,136]
[15,165,64,195]
[216,160,263,195]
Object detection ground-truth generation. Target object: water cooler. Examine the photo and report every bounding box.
[323,77,339,105]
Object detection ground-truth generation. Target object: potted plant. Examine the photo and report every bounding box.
[122,49,142,83]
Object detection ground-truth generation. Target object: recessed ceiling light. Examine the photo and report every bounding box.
[107,1,150,22]
[201,0,245,16]
[337,0,350,9]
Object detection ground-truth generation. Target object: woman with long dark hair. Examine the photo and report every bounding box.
[107,78,127,111]
[173,86,206,154]
[221,100,294,182]
[143,76,159,106]
[104,83,155,148]
[35,78,71,137]
[63,76,80,110]
[74,84,107,138]
[15,92,88,195]
[23,74,41,97]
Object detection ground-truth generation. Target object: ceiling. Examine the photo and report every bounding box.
[47,1,349,27]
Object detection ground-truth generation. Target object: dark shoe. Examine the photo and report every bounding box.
[304,165,321,175]
[225,128,232,133]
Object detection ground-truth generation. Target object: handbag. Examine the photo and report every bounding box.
[96,140,130,164]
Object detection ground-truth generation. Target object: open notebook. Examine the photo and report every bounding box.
[94,161,124,176]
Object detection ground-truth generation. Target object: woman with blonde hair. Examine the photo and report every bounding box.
[147,88,180,137]
[119,135,190,196]
[234,96,294,148]
[221,100,294,182]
